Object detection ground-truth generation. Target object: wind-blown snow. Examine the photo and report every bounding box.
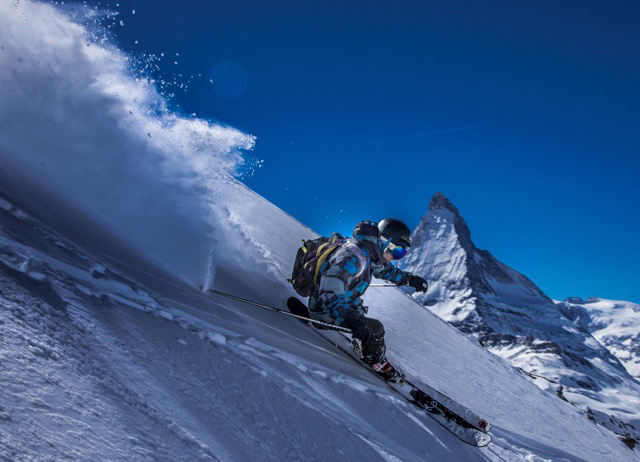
[0,0,254,284]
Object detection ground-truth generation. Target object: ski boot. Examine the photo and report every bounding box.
[370,358,398,381]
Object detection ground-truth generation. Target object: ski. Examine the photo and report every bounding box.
[287,297,492,447]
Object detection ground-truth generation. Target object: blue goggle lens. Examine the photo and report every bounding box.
[381,236,408,260]
[390,245,408,260]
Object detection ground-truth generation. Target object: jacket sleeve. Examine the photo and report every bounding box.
[316,246,366,319]
[372,261,412,285]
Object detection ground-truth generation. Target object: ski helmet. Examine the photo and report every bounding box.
[378,218,412,248]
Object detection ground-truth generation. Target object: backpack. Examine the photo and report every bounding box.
[288,232,345,297]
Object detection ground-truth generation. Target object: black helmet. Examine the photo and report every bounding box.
[378,218,411,248]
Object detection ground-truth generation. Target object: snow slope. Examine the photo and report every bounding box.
[1,179,635,461]
[402,192,640,449]
[0,1,637,460]
[1,183,493,462]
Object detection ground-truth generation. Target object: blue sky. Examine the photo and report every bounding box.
[96,0,638,302]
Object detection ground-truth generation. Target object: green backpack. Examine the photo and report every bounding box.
[288,232,345,297]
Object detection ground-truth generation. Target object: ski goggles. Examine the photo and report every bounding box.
[380,236,408,260]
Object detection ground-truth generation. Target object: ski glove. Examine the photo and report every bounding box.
[408,275,428,293]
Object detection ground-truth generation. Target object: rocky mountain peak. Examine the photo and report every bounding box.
[417,193,551,300]
[429,192,461,215]
[407,192,600,342]
[420,192,474,252]
[403,194,640,446]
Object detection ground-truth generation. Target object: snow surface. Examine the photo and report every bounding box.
[0,1,637,461]
[2,180,635,461]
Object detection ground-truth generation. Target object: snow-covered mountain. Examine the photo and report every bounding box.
[558,297,640,380]
[1,1,638,460]
[402,192,640,448]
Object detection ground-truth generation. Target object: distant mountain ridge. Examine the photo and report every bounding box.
[401,192,640,447]
[558,297,640,380]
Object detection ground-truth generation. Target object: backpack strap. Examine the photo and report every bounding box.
[313,243,340,284]
[311,232,350,284]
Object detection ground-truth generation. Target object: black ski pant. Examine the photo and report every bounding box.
[343,311,386,364]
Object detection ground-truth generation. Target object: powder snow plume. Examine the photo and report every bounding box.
[0,0,255,282]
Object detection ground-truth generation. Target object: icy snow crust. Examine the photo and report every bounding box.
[0,1,635,460]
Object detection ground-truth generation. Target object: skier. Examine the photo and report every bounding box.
[308,219,428,379]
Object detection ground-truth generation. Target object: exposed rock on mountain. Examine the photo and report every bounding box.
[402,192,640,446]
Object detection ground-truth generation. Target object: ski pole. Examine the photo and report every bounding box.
[369,283,396,287]
[207,289,352,333]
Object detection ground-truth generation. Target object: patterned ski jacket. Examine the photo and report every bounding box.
[308,221,413,324]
